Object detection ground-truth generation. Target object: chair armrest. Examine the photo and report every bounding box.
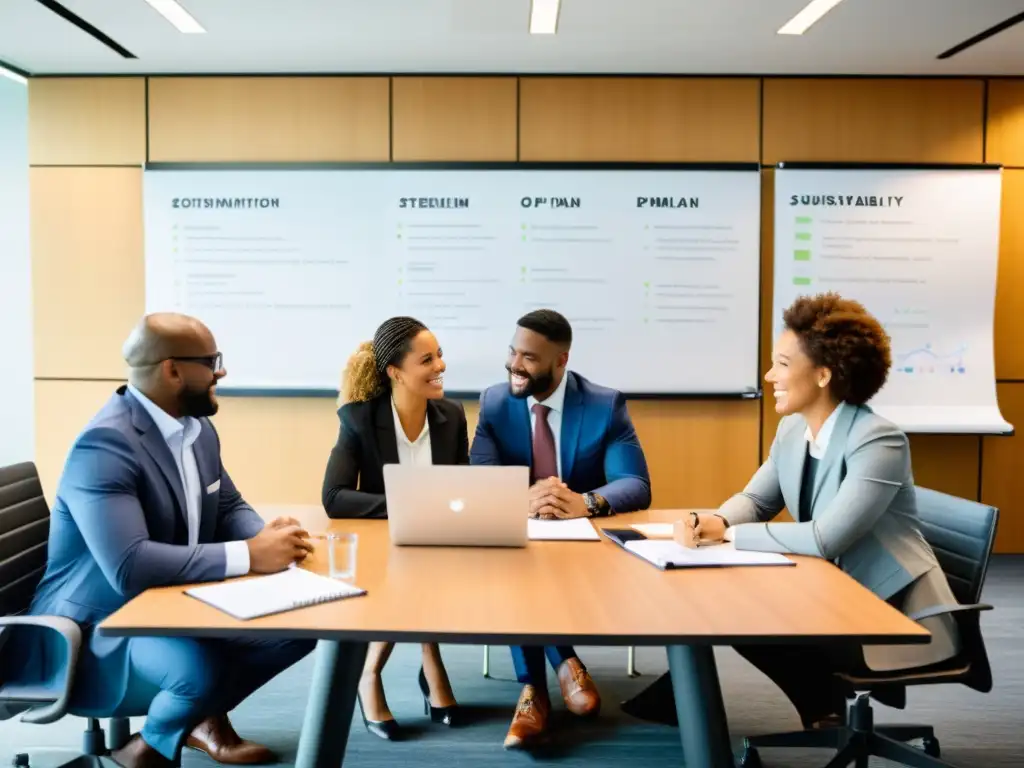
[0,616,82,725]
[908,603,993,623]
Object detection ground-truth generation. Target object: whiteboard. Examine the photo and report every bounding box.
[773,165,1012,434]
[143,165,762,396]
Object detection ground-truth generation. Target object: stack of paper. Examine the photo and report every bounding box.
[527,518,601,541]
[623,540,794,569]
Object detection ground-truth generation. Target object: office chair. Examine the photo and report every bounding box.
[0,462,130,767]
[739,487,998,768]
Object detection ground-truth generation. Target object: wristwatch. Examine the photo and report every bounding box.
[583,492,611,517]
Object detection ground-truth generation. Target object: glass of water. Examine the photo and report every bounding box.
[326,532,358,582]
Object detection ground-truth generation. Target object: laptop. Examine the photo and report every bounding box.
[383,464,530,547]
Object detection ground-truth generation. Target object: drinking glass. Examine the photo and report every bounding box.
[326,532,358,582]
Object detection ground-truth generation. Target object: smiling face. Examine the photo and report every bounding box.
[765,329,832,416]
[506,326,567,400]
[388,329,445,399]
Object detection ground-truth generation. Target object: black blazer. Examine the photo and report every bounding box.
[322,393,470,519]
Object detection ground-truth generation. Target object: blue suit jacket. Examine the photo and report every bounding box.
[21,386,263,712]
[470,372,651,513]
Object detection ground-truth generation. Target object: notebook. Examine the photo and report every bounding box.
[602,528,794,570]
[185,566,367,620]
[528,517,601,541]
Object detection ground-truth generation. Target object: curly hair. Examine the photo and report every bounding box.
[782,292,892,406]
[338,317,427,405]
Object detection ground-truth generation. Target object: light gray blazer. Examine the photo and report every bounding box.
[719,403,960,670]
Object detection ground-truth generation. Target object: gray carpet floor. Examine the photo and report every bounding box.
[4,556,1022,767]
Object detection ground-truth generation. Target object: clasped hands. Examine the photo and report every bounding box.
[529,477,589,520]
[673,511,728,549]
[247,515,316,573]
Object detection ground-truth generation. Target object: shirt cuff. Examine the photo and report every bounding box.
[724,527,736,543]
[223,541,251,578]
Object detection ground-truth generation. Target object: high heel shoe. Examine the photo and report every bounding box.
[418,666,461,727]
[357,693,402,740]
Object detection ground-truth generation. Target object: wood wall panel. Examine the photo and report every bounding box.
[908,435,980,501]
[519,78,760,162]
[628,400,761,508]
[34,380,123,500]
[147,77,390,162]
[392,77,517,161]
[995,170,1024,379]
[31,168,143,380]
[986,79,1024,167]
[762,79,985,164]
[28,78,146,166]
[982,383,1024,552]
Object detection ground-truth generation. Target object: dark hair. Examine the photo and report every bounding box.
[517,309,572,346]
[340,316,427,403]
[783,292,891,406]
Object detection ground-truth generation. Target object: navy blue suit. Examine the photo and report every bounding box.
[18,387,313,761]
[470,371,651,684]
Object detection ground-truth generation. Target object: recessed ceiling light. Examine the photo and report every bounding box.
[530,0,560,34]
[0,64,27,85]
[777,0,846,35]
[142,0,206,34]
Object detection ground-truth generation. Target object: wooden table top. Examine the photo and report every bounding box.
[99,506,931,647]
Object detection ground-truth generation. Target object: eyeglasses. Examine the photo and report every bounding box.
[168,353,223,372]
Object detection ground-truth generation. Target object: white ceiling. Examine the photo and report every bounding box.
[1,0,1023,76]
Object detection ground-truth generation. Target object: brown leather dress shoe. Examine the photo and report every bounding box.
[503,685,551,750]
[111,734,174,768]
[186,714,276,765]
[557,657,600,717]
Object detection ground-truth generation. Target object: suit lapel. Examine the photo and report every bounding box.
[127,392,188,529]
[560,374,583,481]
[781,417,808,517]
[426,401,450,464]
[810,404,855,513]
[510,396,532,470]
[373,395,400,466]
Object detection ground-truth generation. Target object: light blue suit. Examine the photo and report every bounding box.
[16,386,313,761]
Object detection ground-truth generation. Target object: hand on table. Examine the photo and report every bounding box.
[528,478,589,520]
[674,512,728,548]
[247,523,314,573]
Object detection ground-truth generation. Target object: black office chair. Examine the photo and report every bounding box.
[739,486,998,768]
[0,461,130,767]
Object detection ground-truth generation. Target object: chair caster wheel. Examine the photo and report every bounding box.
[738,745,762,768]
[922,736,940,757]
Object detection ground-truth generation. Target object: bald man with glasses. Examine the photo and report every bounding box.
[17,313,316,768]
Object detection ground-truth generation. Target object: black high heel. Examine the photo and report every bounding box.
[357,692,402,740]
[418,666,461,727]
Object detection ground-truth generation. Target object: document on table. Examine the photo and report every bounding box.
[185,566,367,620]
[621,540,794,570]
[630,523,675,538]
[528,517,601,541]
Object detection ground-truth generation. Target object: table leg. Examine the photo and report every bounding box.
[294,639,368,768]
[667,644,734,768]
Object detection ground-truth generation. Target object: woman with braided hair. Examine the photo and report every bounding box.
[322,316,468,739]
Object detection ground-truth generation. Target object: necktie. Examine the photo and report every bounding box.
[531,403,558,482]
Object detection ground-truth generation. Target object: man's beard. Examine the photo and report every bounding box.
[506,364,554,399]
[180,383,218,418]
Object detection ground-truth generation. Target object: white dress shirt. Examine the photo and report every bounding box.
[527,372,569,478]
[723,402,847,542]
[391,397,433,466]
[128,385,250,577]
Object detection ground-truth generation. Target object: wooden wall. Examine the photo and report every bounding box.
[26,75,1024,551]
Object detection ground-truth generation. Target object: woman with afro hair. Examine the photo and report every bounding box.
[623,293,962,731]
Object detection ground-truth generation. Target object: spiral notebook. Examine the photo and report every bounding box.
[185,566,367,620]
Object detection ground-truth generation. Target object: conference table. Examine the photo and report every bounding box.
[99,506,930,768]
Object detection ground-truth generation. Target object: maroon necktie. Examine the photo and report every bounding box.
[531,403,558,482]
